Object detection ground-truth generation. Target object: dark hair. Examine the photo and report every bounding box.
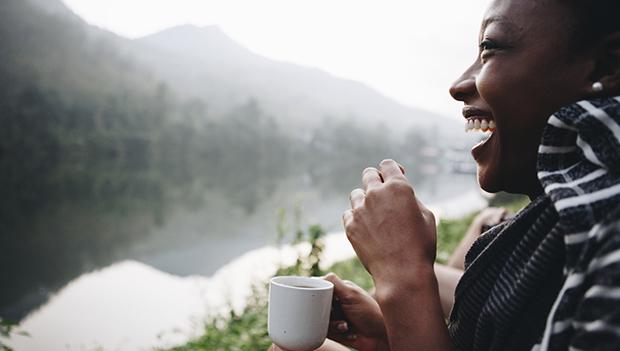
[561,0,620,49]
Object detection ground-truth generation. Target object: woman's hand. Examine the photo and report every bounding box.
[324,273,389,351]
[342,159,451,351]
[267,274,387,351]
[472,207,508,231]
[343,159,437,287]
[447,206,509,270]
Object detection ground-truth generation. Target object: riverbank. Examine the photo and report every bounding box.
[164,194,528,351]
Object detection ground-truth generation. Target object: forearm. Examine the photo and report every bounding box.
[375,268,452,351]
[447,220,483,270]
[434,263,463,318]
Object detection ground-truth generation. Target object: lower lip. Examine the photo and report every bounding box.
[471,131,495,162]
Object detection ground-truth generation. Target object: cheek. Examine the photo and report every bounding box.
[476,63,528,122]
[476,62,552,133]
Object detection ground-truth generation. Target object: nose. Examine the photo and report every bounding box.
[449,63,478,102]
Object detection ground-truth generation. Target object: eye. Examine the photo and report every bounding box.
[478,39,501,62]
[479,39,500,52]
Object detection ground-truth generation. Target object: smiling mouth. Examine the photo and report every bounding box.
[465,117,496,132]
[462,106,496,133]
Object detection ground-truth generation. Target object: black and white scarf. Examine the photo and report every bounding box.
[448,96,620,351]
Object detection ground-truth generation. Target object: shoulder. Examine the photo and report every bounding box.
[538,206,620,350]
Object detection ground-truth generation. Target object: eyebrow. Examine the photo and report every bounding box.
[479,15,519,40]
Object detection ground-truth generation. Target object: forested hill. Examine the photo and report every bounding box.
[0,0,182,321]
[0,0,155,105]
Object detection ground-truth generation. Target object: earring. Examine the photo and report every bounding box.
[592,81,604,93]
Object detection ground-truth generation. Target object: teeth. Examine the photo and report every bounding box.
[465,119,495,132]
[480,120,489,131]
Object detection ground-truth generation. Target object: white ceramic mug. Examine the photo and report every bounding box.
[268,276,334,351]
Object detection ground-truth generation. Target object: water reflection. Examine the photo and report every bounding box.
[7,233,358,351]
[1,159,480,323]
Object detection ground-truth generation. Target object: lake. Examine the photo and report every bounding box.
[1,158,483,350]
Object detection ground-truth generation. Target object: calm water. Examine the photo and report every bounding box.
[1,159,482,350]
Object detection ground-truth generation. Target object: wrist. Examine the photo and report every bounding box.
[373,264,437,305]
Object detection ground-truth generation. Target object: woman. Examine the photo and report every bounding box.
[273,0,620,349]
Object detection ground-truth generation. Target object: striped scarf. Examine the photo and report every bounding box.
[448,96,620,351]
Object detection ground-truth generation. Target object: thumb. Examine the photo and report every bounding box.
[324,273,347,296]
[324,273,361,303]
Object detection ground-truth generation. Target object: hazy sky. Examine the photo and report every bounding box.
[62,0,492,119]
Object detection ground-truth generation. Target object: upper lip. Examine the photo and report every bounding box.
[462,106,493,120]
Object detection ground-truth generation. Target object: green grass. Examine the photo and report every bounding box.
[162,287,271,351]
[435,213,477,264]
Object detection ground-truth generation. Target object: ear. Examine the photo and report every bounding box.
[590,32,620,96]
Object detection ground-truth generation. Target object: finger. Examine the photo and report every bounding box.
[349,188,365,210]
[325,273,363,303]
[326,333,358,348]
[342,210,353,228]
[328,320,349,334]
[362,167,383,191]
[491,208,509,224]
[323,338,357,351]
[324,273,351,299]
[500,208,509,219]
[343,279,357,287]
[379,159,407,181]
[330,295,346,321]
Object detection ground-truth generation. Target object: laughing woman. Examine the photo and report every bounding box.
[271,0,620,350]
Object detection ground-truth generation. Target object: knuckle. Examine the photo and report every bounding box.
[342,209,352,219]
[364,188,379,201]
[362,166,378,175]
[344,219,356,233]
[427,212,436,226]
[345,227,355,239]
[351,206,361,216]
[387,179,412,192]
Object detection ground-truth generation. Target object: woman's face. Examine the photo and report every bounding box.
[450,0,594,197]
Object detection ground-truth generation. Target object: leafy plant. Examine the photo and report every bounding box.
[165,221,327,351]
[0,318,29,351]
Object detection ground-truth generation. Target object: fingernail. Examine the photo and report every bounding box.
[338,322,348,331]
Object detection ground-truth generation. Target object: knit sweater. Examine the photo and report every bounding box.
[448,96,620,351]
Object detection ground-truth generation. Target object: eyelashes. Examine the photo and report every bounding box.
[479,39,500,52]
[479,39,501,62]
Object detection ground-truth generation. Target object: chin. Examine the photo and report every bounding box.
[477,162,542,198]
[477,165,504,194]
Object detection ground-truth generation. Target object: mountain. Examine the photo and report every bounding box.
[0,0,159,107]
[25,0,75,17]
[133,25,461,134]
[18,0,462,135]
